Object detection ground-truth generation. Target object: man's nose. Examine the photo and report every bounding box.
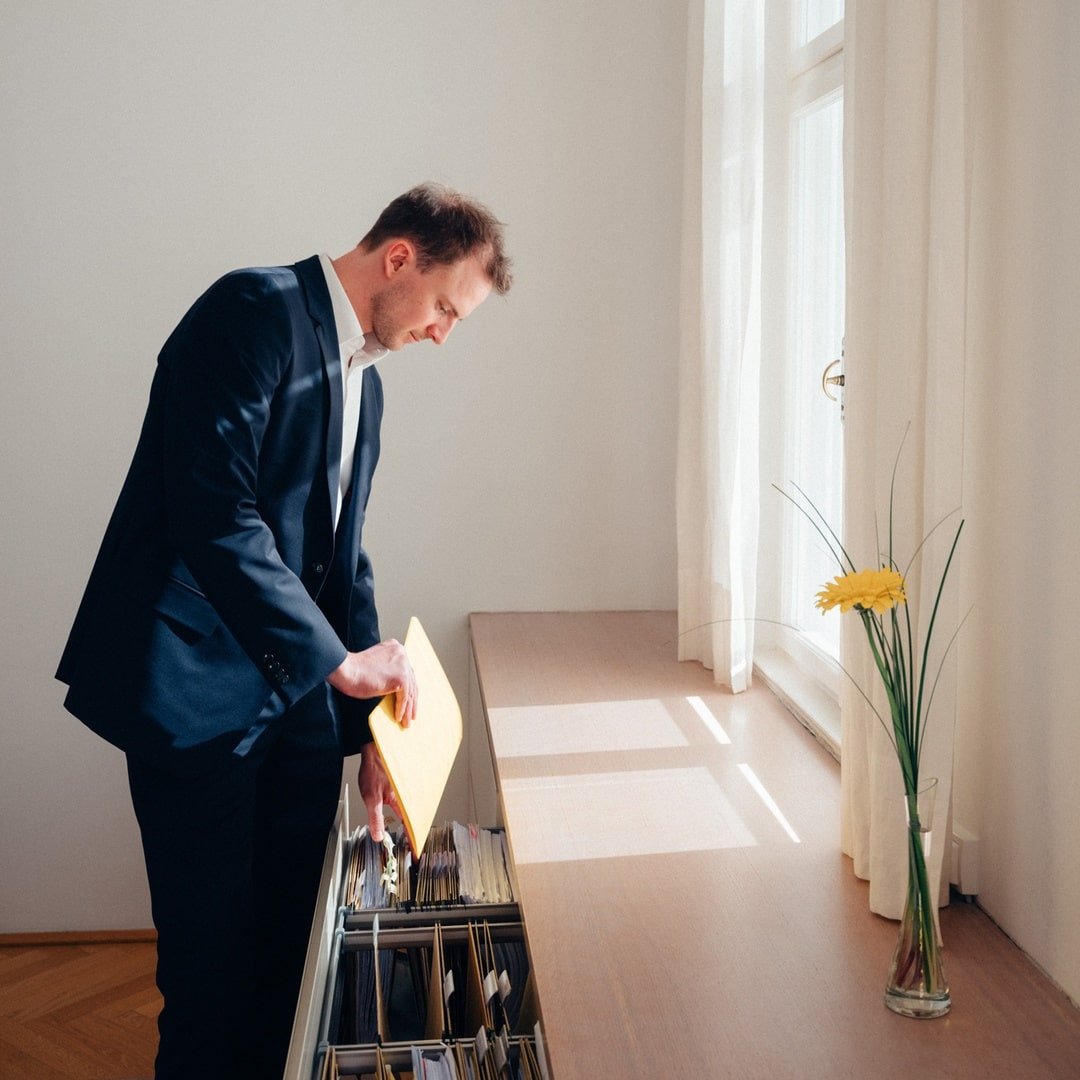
[428,319,455,346]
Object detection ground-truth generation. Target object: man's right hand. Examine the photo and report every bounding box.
[327,640,418,727]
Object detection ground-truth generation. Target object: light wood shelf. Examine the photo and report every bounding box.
[470,610,1080,1079]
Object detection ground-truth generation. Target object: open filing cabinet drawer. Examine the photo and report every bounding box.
[284,795,551,1079]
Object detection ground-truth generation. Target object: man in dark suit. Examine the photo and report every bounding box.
[56,183,512,1079]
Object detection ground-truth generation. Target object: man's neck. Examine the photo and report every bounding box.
[330,247,379,332]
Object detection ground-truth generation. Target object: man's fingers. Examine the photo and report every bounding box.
[395,677,418,728]
[368,799,386,842]
[328,639,418,703]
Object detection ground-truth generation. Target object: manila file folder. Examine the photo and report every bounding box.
[368,617,462,858]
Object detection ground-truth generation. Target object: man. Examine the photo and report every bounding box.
[56,183,512,1079]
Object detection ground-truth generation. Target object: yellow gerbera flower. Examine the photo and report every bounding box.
[816,568,907,614]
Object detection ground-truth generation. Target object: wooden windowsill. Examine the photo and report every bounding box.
[470,610,1080,1079]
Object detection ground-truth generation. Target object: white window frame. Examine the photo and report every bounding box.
[754,4,845,760]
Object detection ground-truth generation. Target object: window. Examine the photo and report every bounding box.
[756,1,845,755]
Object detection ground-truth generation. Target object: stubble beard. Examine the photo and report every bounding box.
[369,279,411,351]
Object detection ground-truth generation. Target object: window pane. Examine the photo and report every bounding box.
[786,90,844,661]
[793,0,844,49]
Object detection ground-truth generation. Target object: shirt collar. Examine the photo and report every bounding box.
[318,253,387,369]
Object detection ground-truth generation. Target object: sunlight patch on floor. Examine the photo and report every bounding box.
[490,699,688,757]
[737,763,801,844]
[502,766,756,862]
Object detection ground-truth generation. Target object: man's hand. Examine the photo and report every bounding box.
[327,639,417,727]
[358,742,398,842]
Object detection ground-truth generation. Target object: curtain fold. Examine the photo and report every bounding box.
[841,0,974,917]
[677,0,763,692]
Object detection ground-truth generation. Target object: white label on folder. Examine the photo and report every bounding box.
[443,968,455,1003]
[497,969,511,1002]
[483,970,498,1002]
[475,1025,489,1060]
[493,1035,508,1072]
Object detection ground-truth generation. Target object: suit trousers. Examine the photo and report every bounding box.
[127,687,343,1080]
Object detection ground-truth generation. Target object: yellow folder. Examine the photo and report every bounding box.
[368,617,462,857]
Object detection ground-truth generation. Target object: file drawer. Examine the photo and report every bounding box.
[284,795,551,1079]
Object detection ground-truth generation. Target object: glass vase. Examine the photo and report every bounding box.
[884,777,951,1018]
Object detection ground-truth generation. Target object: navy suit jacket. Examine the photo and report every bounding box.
[57,256,383,772]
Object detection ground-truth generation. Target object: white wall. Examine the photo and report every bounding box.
[954,0,1080,1004]
[0,2,685,932]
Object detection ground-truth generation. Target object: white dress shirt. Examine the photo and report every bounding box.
[318,254,386,528]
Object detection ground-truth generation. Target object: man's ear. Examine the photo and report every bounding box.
[384,239,414,277]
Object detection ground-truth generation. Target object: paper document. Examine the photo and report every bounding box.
[369,617,462,857]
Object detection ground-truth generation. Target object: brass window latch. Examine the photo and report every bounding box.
[821,358,845,401]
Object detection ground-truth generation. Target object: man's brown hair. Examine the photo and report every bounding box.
[361,182,512,295]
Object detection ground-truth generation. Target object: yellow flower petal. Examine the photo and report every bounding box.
[816,568,907,614]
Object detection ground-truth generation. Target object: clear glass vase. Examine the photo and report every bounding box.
[884,777,951,1018]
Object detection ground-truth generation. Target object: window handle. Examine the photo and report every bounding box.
[821,358,845,401]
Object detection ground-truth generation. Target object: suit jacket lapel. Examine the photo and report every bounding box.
[293,256,343,539]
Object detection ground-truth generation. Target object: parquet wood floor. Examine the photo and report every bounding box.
[0,943,159,1080]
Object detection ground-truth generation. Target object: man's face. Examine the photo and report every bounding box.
[370,250,493,351]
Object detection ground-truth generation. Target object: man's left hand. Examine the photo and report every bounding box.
[358,742,398,842]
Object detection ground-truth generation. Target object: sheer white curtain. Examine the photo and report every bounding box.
[841,0,973,917]
[677,0,763,691]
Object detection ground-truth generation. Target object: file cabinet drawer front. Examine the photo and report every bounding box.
[284,799,347,1080]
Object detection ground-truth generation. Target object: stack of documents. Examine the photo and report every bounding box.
[345,827,414,910]
[346,823,515,911]
[452,823,515,905]
[411,1045,458,1079]
[414,1039,546,1080]
[415,825,460,907]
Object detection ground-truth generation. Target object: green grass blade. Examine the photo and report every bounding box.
[918,605,974,772]
[915,520,965,738]
[772,483,851,574]
[791,480,857,573]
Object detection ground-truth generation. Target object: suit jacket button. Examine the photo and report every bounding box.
[313,563,324,574]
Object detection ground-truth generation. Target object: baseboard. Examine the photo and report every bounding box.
[0,928,157,947]
[754,653,841,762]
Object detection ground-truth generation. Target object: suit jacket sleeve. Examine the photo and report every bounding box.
[159,269,347,706]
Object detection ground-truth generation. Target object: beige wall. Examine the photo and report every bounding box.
[0,2,684,932]
[954,0,1080,1004]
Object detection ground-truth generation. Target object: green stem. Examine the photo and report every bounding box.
[772,484,852,574]
[862,615,916,791]
[892,820,944,997]
[890,606,911,752]
[903,598,918,765]
[914,520,965,757]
